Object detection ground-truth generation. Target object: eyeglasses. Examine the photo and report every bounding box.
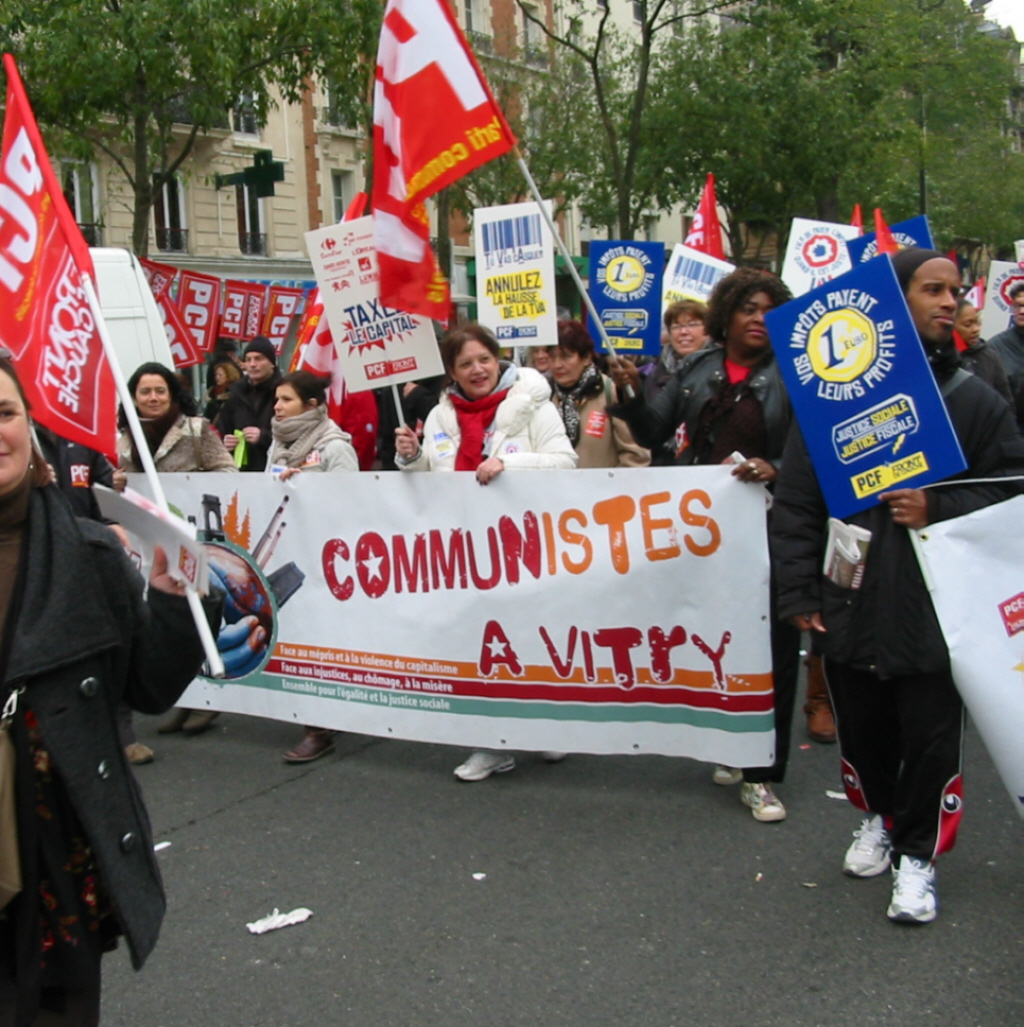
[670,322,703,331]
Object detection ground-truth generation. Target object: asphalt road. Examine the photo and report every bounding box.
[101,701,1022,1027]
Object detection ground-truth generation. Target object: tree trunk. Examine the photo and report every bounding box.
[131,66,151,256]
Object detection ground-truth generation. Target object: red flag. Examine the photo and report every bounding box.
[683,174,726,261]
[372,0,516,319]
[177,269,222,354]
[159,293,204,368]
[874,208,898,255]
[139,257,179,300]
[965,277,985,311]
[0,54,117,458]
[220,279,267,341]
[850,204,863,235]
[262,286,304,355]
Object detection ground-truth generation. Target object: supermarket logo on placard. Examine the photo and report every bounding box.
[999,592,1024,637]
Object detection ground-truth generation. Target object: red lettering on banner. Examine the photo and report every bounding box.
[478,619,523,677]
[649,626,688,683]
[319,490,723,603]
[539,626,578,678]
[322,538,354,601]
[593,627,644,687]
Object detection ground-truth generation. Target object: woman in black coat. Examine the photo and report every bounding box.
[0,352,218,1026]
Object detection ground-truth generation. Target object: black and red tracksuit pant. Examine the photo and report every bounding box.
[822,660,965,861]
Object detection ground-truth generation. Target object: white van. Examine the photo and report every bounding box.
[90,247,174,380]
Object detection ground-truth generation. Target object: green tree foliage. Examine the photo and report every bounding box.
[0,0,379,255]
[515,0,738,240]
[654,0,1024,260]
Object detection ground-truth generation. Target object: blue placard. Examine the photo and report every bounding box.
[765,256,966,518]
[846,215,934,264]
[586,240,665,355]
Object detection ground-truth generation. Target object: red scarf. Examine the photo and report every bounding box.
[449,388,510,470]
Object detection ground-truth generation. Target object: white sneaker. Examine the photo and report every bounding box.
[843,815,893,878]
[712,765,743,786]
[541,751,567,763]
[740,782,786,822]
[454,751,516,782]
[887,855,937,924]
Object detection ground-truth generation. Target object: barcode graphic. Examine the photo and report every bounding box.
[672,255,725,290]
[482,214,542,254]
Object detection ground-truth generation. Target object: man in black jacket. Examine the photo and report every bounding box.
[215,336,281,471]
[771,249,1024,924]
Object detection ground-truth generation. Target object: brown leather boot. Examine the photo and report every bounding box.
[804,653,836,744]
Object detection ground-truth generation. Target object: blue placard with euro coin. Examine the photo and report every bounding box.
[765,255,966,518]
[586,240,665,354]
[846,214,934,265]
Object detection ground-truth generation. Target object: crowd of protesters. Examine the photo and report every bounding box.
[3,256,1023,1023]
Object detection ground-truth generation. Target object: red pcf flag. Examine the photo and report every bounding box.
[373,0,516,319]
[874,208,899,255]
[850,204,863,235]
[263,286,304,355]
[177,269,222,354]
[683,173,726,262]
[0,54,117,458]
[965,277,985,311]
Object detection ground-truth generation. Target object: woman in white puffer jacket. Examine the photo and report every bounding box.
[395,324,577,781]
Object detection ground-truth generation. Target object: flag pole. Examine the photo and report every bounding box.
[80,274,225,678]
[510,147,623,371]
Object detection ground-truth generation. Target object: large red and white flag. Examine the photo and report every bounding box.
[372,0,516,320]
[0,54,117,458]
[683,173,726,262]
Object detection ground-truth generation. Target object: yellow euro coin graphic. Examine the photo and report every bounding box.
[604,254,646,295]
[807,309,877,383]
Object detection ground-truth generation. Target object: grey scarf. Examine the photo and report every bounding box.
[270,407,348,468]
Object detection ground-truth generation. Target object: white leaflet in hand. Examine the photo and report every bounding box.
[94,484,208,593]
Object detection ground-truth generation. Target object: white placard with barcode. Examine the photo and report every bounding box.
[661,243,736,315]
[474,200,558,346]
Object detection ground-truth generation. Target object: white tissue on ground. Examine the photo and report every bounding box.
[246,908,314,935]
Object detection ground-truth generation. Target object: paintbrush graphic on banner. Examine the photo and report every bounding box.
[254,495,289,562]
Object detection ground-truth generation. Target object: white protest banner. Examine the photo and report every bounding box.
[136,468,776,764]
[305,215,442,390]
[980,260,1024,340]
[474,200,558,346]
[94,484,208,592]
[781,218,860,297]
[913,496,1024,818]
[661,243,735,315]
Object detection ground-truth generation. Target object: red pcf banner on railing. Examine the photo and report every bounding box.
[221,279,267,341]
[139,257,179,300]
[262,286,304,354]
[178,269,222,353]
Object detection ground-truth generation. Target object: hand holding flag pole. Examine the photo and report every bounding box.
[0,53,224,676]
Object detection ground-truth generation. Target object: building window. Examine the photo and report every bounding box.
[332,170,355,223]
[321,80,352,129]
[464,0,475,33]
[522,4,546,65]
[235,182,266,255]
[61,161,101,246]
[153,174,188,252]
[233,92,259,136]
[633,0,644,23]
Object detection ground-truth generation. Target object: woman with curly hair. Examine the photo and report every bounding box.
[610,267,800,823]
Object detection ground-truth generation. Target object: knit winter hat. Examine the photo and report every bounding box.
[890,248,951,294]
[243,336,277,363]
